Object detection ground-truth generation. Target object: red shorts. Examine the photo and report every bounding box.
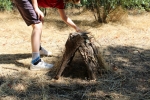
[38,0,65,9]
[14,0,65,26]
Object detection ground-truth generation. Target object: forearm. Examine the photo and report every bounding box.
[58,9,80,32]
[31,0,44,21]
[31,0,39,10]
[65,17,78,30]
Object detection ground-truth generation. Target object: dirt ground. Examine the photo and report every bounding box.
[0,8,150,100]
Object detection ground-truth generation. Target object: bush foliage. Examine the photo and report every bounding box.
[0,0,149,23]
[81,0,150,11]
[0,0,13,11]
[0,0,149,11]
[80,0,150,23]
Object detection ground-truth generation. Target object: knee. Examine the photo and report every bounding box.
[32,22,43,31]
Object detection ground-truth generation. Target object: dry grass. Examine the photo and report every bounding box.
[0,9,150,100]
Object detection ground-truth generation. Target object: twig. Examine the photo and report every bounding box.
[2,66,19,71]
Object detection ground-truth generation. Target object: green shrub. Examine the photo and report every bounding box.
[83,0,122,23]
[80,0,149,23]
[0,0,13,11]
[121,0,150,11]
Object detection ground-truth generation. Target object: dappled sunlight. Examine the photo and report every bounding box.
[0,96,19,100]
[0,11,150,99]
[88,91,130,100]
[12,83,27,92]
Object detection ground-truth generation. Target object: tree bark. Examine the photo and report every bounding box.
[55,32,107,80]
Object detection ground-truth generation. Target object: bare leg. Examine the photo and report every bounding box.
[30,22,53,70]
[31,22,42,53]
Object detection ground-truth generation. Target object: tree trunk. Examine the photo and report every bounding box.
[55,32,108,80]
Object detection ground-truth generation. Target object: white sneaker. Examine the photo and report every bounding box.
[30,60,54,71]
[40,47,52,56]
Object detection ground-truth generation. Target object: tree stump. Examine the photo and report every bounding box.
[55,32,108,80]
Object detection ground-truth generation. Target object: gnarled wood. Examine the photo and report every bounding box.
[55,32,107,80]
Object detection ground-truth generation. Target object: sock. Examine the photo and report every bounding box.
[33,58,41,65]
[32,52,40,65]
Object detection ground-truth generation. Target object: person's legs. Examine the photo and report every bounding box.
[31,23,42,53]
[30,23,53,70]
[13,0,53,70]
[31,23,41,64]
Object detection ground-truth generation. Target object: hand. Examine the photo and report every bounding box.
[75,27,82,32]
[35,8,44,22]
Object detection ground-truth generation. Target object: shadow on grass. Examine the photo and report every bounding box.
[0,45,150,100]
[0,53,31,68]
[44,18,101,30]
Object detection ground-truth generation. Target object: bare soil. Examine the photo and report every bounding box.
[0,9,150,100]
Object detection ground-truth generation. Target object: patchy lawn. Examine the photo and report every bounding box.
[0,9,150,100]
